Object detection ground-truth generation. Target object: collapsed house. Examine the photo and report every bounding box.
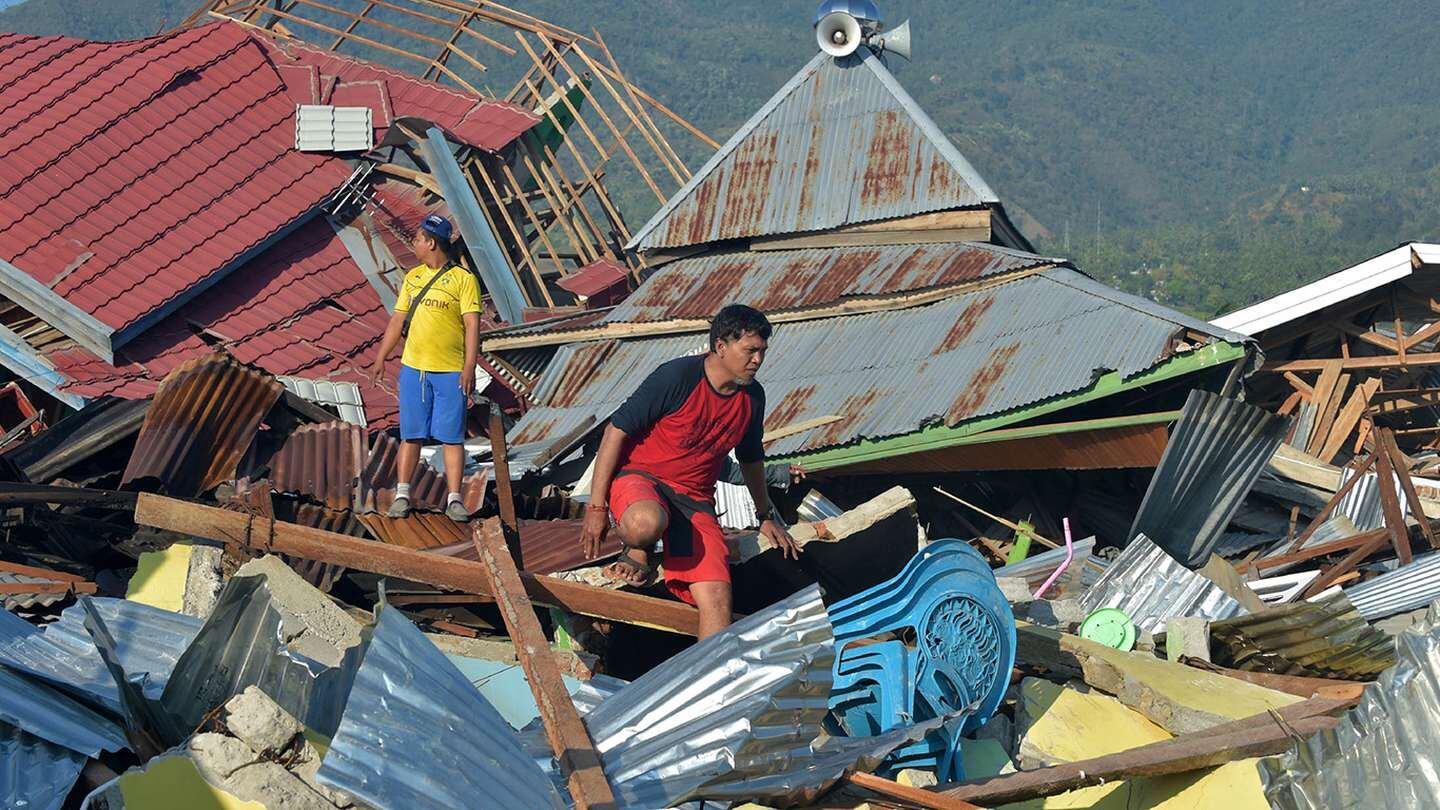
[1,1,1438,809]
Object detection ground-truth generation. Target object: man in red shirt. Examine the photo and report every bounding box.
[579,304,799,639]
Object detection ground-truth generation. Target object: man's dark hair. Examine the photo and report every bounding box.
[710,304,772,351]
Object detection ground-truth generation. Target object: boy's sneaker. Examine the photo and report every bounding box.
[386,496,411,518]
[446,500,470,523]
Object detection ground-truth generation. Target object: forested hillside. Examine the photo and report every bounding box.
[5,0,1437,316]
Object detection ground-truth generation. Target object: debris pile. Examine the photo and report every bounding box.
[2,0,1439,808]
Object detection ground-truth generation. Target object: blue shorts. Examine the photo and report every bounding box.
[398,365,467,444]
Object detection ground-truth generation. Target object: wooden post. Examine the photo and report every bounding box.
[1380,427,1440,549]
[134,493,701,635]
[1373,435,1413,565]
[488,402,523,568]
[472,519,615,810]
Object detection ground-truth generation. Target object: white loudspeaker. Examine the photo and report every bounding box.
[816,11,863,57]
[873,19,912,60]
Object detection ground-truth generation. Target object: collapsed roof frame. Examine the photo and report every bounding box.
[187,0,714,307]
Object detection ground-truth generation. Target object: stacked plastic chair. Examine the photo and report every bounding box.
[826,539,1016,782]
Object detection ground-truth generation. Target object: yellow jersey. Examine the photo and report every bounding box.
[395,264,482,372]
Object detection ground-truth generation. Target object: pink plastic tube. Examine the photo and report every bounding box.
[1032,516,1075,600]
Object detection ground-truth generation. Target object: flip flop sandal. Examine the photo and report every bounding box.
[606,549,656,587]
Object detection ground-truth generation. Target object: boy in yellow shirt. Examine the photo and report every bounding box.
[368,214,482,522]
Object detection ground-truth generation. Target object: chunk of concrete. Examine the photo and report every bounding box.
[997,576,1034,604]
[222,762,338,810]
[224,686,301,756]
[182,542,225,618]
[235,555,361,667]
[289,742,356,809]
[895,768,938,788]
[1165,617,1211,663]
[1017,598,1088,629]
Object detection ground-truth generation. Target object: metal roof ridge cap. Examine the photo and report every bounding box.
[624,51,832,252]
[858,48,999,204]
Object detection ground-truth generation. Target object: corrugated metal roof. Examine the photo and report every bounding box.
[277,376,367,427]
[1208,593,1395,680]
[602,241,1054,325]
[357,432,488,514]
[121,353,284,497]
[315,604,567,810]
[3,396,149,483]
[506,267,1236,468]
[1345,550,1440,620]
[1080,534,1246,634]
[0,571,72,611]
[424,518,622,575]
[0,721,87,810]
[1260,598,1440,808]
[255,33,539,152]
[0,662,127,756]
[271,421,367,511]
[1213,243,1433,336]
[0,22,352,337]
[994,536,1106,591]
[0,598,200,715]
[627,48,997,252]
[1128,390,1290,568]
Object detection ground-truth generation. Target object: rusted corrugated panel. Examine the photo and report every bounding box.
[1209,594,1396,680]
[121,353,284,497]
[357,433,487,514]
[600,242,1052,324]
[427,519,620,575]
[507,267,1230,469]
[270,422,367,511]
[357,511,465,549]
[836,422,1171,475]
[627,48,997,252]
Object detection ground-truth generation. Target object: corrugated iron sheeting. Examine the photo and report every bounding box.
[994,536,1106,590]
[0,598,200,714]
[4,396,149,483]
[507,268,1232,469]
[1081,534,1246,634]
[1260,598,1440,808]
[1128,390,1290,568]
[0,662,127,756]
[426,518,621,575]
[0,571,70,611]
[357,432,487,514]
[121,353,284,497]
[357,511,465,549]
[604,242,1052,324]
[159,573,360,740]
[1208,593,1395,680]
[582,584,835,807]
[1345,550,1440,620]
[270,421,367,511]
[0,721,87,810]
[315,604,566,810]
[628,48,996,252]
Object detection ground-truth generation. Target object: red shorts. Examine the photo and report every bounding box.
[609,473,729,606]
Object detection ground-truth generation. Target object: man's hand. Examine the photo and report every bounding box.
[580,505,610,559]
[761,518,800,560]
[789,464,807,486]
[460,366,475,404]
[367,359,385,385]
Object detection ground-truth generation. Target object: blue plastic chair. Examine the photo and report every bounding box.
[826,539,1016,781]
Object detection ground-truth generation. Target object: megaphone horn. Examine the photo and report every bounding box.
[872,19,911,60]
[816,11,863,58]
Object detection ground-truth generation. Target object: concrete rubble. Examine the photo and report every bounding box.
[0,0,1434,808]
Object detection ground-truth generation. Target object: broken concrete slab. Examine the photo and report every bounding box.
[896,768,939,788]
[223,686,301,756]
[997,576,1034,604]
[1016,598,1089,629]
[234,555,362,667]
[1017,623,1301,735]
[182,542,225,618]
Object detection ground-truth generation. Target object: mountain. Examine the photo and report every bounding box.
[4,0,1438,316]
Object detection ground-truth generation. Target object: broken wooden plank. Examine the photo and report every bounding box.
[472,519,615,809]
[761,414,842,445]
[940,701,1348,805]
[1278,452,1375,555]
[488,403,523,569]
[1381,427,1440,550]
[1373,437,1413,565]
[846,771,982,810]
[1303,361,1343,451]
[1250,527,1389,573]
[1264,351,1440,372]
[1196,554,1265,613]
[1177,657,1368,701]
[932,486,1060,550]
[1317,377,1382,463]
[1307,369,1350,456]
[134,493,702,635]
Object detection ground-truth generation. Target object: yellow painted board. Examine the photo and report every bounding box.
[117,756,265,810]
[126,543,194,612]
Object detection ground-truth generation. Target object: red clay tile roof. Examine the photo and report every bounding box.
[252,34,538,151]
[50,219,402,426]
[0,22,353,338]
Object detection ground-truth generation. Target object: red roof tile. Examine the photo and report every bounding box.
[0,23,353,338]
[253,35,538,151]
[51,219,401,427]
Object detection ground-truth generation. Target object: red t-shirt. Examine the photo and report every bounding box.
[610,355,766,501]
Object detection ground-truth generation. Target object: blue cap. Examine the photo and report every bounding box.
[420,214,453,243]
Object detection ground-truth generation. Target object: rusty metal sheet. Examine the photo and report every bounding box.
[835,421,1171,474]
[270,421,367,510]
[121,353,284,497]
[357,433,487,514]
[507,267,1230,468]
[1209,593,1396,680]
[426,519,621,575]
[627,48,998,252]
[357,511,466,549]
[601,242,1053,325]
